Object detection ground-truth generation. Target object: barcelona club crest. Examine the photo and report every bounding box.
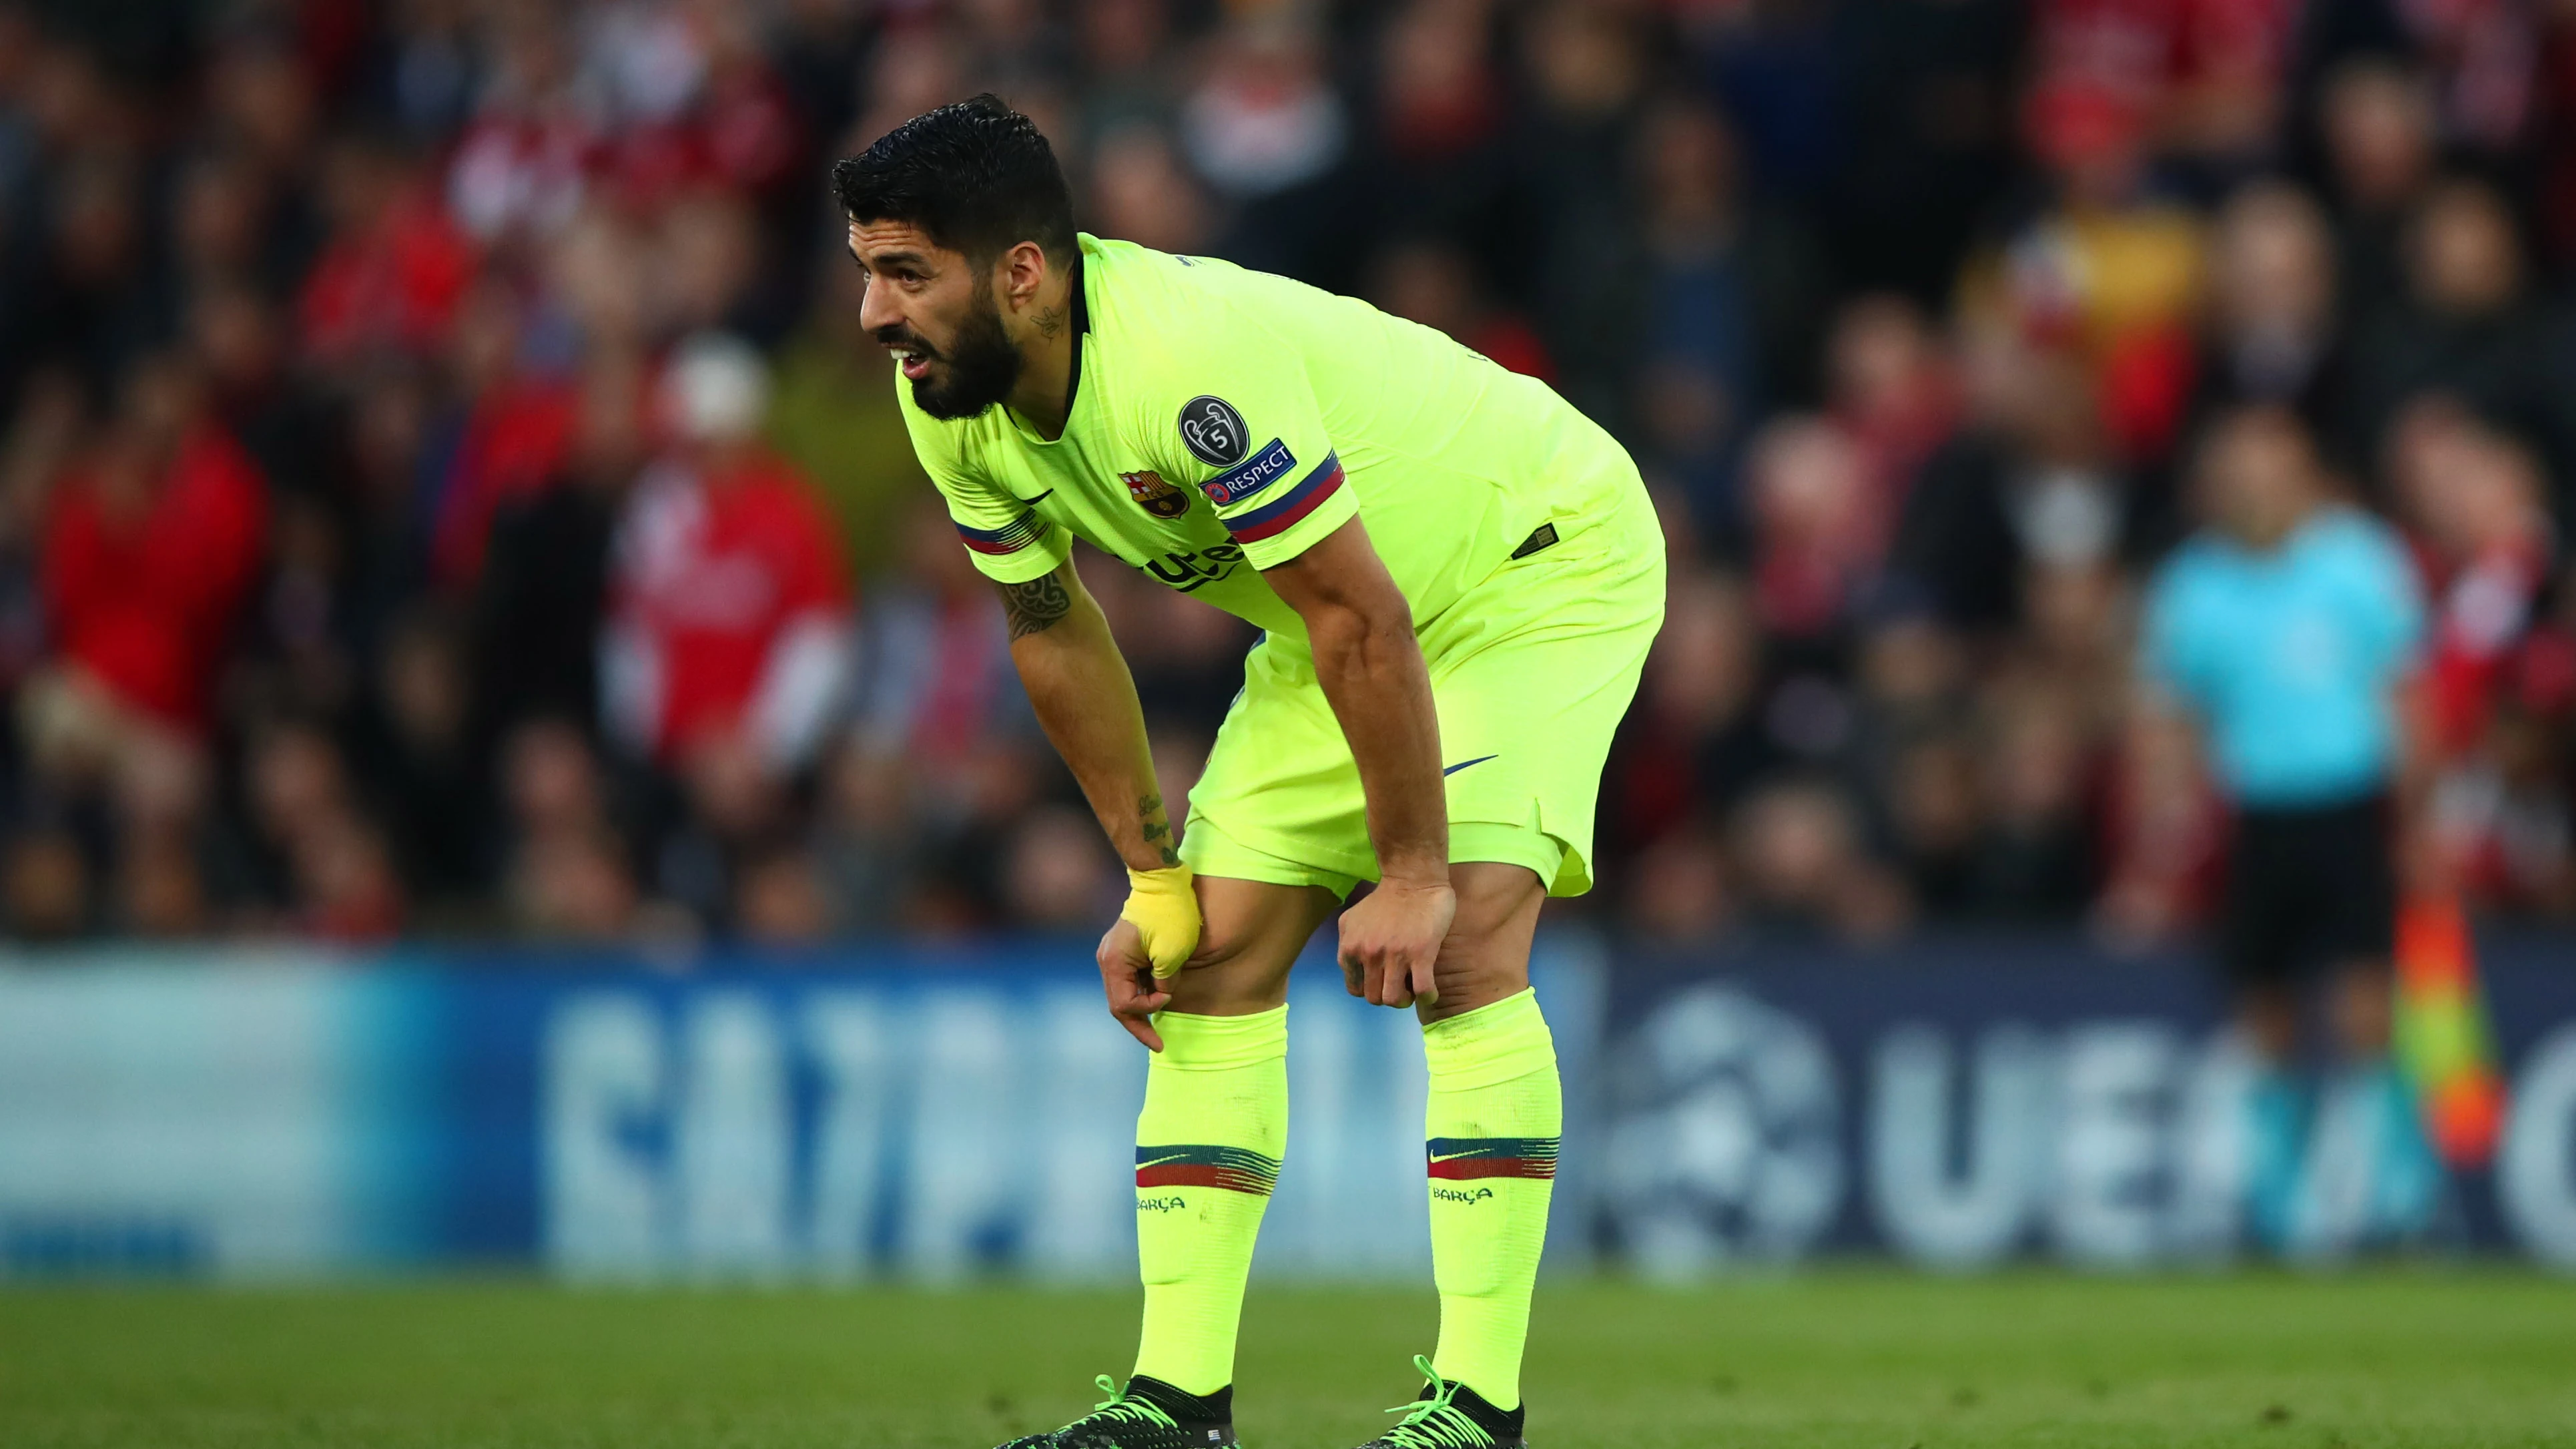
[1122,469,1191,519]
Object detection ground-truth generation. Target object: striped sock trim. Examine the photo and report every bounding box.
[1137,1143,1283,1196]
[1425,1136,1560,1181]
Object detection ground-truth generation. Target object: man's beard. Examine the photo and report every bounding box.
[904,276,1022,421]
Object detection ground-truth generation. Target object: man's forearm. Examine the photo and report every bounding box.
[1000,568,1178,872]
[1306,603,1447,884]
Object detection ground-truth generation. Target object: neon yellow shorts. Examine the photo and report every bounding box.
[1178,473,1666,899]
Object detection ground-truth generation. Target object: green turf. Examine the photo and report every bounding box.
[2,1271,2573,1448]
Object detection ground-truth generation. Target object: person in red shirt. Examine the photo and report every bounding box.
[298,135,478,365]
[34,355,268,748]
[23,355,268,874]
[602,334,853,793]
[427,284,578,592]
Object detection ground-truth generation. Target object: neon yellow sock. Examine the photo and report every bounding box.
[1131,1006,1287,1395]
[1423,988,1559,1411]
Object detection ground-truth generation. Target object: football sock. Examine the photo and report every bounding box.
[2354,1058,2441,1239]
[1131,1005,1287,1396]
[2246,1065,2306,1251]
[1422,988,1560,1412]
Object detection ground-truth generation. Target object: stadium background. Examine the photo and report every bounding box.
[4,0,2576,1293]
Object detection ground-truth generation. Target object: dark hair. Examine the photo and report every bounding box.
[832,94,1076,266]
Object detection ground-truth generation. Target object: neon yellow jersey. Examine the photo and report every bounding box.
[897,234,1637,641]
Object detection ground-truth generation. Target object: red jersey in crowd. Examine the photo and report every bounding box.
[603,450,852,767]
[42,427,269,733]
[298,186,478,361]
[432,376,579,591]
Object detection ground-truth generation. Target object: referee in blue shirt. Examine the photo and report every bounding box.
[2141,405,2435,1251]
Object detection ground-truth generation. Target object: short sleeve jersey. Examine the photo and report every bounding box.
[897,234,1630,641]
[2142,506,2426,806]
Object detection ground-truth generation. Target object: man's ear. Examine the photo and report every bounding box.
[998,240,1050,314]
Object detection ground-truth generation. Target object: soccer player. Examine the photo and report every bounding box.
[836,97,1663,1449]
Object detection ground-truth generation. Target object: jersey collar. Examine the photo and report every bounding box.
[1063,250,1090,421]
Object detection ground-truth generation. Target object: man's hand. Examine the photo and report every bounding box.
[1338,877,1456,1008]
[1096,918,1173,1051]
[1118,863,1201,978]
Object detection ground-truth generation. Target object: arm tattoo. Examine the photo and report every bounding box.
[1139,793,1181,866]
[1000,573,1073,639]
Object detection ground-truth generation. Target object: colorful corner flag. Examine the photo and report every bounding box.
[2392,894,2508,1168]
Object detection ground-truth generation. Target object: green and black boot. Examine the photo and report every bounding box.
[1353,1356,1526,1448]
[996,1374,1237,1449]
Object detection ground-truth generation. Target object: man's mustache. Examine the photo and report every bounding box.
[873,326,937,360]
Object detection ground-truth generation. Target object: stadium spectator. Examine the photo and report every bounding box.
[1891,346,2132,636]
[1824,295,1961,523]
[350,605,483,909]
[426,281,576,591]
[1623,819,1736,947]
[297,131,476,364]
[470,345,646,748]
[2386,399,2569,906]
[2349,177,2573,503]
[1741,415,1879,646]
[29,354,266,807]
[1728,778,1911,942]
[601,332,850,932]
[1072,0,1177,143]
[601,332,852,775]
[2191,182,2352,468]
[2,824,89,940]
[499,715,645,942]
[733,844,836,944]
[1602,567,1772,886]
[2316,60,2441,326]
[811,736,918,936]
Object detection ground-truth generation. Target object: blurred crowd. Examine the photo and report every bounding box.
[3,0,2574,948]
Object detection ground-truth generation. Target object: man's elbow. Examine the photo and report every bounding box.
[1305,592,1414,666]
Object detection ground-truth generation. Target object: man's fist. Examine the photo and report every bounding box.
[1096,918,1173,1051]
[1337,876,1456,1009]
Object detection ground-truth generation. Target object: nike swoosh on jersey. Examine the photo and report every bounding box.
[1442,755,1499,776]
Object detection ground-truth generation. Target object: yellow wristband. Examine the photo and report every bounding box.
[1119,863,1202,979]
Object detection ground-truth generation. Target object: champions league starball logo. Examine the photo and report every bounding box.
[1600,984,1845,1273]
[1178,395,1248,467]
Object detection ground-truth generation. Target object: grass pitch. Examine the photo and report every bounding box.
[3,1271,2572,1448]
